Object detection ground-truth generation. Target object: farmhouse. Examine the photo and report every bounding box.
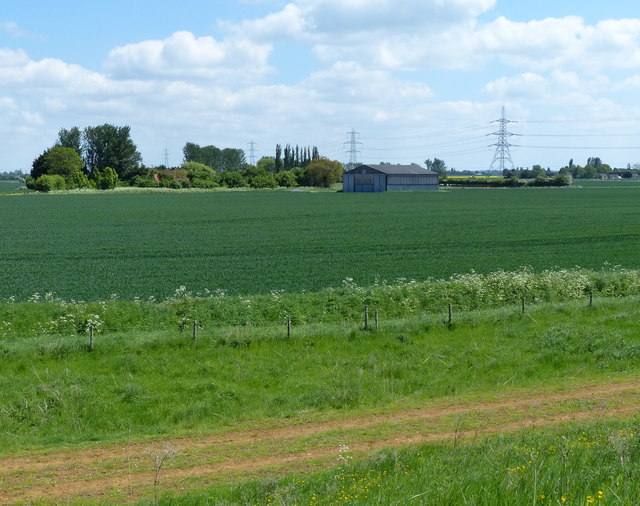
[343,164,439,192]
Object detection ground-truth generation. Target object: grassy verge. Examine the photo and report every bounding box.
[2,266,640,335]
[2,295,640,454]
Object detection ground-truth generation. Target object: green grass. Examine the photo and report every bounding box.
[2,295,640,455]
[2,184,640,301]
[160,419,640,505]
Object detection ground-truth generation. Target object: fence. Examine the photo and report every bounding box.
[43,291,601,351]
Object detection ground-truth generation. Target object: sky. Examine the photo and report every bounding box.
[1,0,640,172]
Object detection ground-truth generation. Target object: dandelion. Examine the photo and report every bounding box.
[587,495,596,504]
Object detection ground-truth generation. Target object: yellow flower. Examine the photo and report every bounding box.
[587,496,596,504]
[597,490,604,499]
[561,497,567,503]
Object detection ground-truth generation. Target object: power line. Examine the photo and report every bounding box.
[513,145,640,150]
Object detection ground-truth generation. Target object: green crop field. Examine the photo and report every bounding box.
[0,179,26,194]
[1,182,640,301]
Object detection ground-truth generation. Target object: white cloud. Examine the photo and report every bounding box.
[613,75,640,91]
[104,31,273,83]
[220,3,308,40]
[1,21,32,38]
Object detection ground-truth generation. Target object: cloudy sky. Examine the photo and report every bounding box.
[2,0,640,172]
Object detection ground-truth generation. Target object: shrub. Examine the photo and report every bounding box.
[275,171,298,188]
[34,174,66,192]
[96,167,119,190]
[250,173,277,189]
[68,170,91,189]
[220,171,248,188]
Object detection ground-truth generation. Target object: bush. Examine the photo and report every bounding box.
[34,174,66,192]
[220,171,248,188]
[68,170,92,189]
[250,173,277,188]
[96,167,119,190]
[275,171,298,188]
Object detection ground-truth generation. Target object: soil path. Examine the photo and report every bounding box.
[2,379,640,504]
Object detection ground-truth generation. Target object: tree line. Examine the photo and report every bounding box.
[27,126,344,192]
[27,125,142,192]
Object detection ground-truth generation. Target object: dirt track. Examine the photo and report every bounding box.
[2,379,640,504]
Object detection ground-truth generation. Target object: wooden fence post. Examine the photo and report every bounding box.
[521,297,526,313]
[192,320,198,340]
[287,316,291,338]
[448,303,452,324]
[589,292,593,307]
[89,325,94,351]
[364,305,369,329]
[375,310,379,330]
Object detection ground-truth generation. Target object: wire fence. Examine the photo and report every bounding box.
[0,291,611,352]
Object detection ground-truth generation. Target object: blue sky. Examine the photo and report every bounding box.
[1,0,639,172]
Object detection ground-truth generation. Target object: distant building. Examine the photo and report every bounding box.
[599,173,622,180]
[343,164,439,192]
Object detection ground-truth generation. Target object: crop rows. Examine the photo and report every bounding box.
[1,183,639,301]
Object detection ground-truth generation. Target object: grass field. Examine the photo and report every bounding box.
[1,181,640,301]
[3,181,640,503]
[2,296,640,503]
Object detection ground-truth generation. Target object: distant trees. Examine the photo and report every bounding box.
[56,127,82,155]
[28,128,343,192]
[503,165,547,179]
[83,125,142,177]
[182,143,246,172]
[305,158,344,187]
[28,124,140,191]
[559,156,611,179]
[424,158,447,177]
[31,146,84,181]
[256,157,276,173]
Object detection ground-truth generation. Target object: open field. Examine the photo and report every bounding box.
[3,182,640,503]
[2,296,640,503]
[0,180,26,194]
[2,181,640,301]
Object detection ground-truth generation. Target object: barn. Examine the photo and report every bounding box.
[342,164,439,192]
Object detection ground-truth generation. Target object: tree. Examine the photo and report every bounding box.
[83,124,142,177]
[31,146,84,180]
[587,157,602,169]
[257,157,276,173]
[220,148,246,172]
[424,158,447,177]
[305,158,344,187]
[275,144,282,172]
[531,165,546,179]
[56,127,82,156]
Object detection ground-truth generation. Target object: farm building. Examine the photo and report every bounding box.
[343,164,439,192]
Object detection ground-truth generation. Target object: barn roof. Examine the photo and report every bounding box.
[347,164,438,175]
